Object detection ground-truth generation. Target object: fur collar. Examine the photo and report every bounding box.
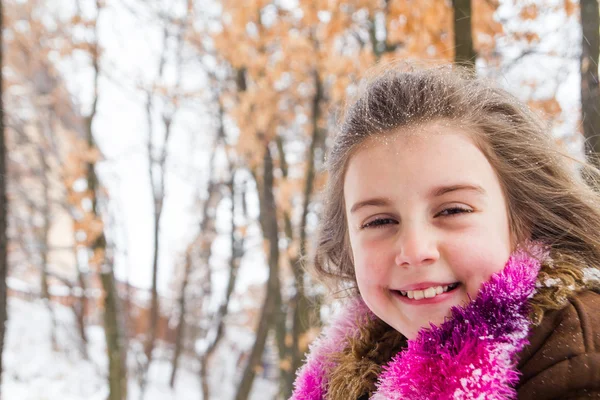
[291,249,541,400]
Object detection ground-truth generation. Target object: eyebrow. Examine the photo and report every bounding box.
[430,184,486,198]
[350,197,392,214]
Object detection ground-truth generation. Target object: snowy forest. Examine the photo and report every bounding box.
[0,0,597,399]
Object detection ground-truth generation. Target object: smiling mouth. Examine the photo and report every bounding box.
[393,282,460,300]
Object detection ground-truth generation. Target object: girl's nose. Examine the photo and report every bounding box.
[394,223,440,267]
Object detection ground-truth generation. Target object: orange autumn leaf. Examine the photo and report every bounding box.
[88,247,105,269]
[564,0,577,16]
[519,4,539,20]
[528,98,562,118]
[472,0,502,53]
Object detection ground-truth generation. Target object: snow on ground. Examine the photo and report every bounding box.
[3,298,107,400]
[1,297,277,400]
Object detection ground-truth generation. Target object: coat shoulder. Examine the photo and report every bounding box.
[517,290,600,399]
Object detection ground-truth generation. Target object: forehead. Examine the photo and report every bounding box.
[343,124,496,199]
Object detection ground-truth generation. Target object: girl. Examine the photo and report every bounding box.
[290,66,600,400]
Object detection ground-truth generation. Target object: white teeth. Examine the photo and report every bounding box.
[400,284,456,300]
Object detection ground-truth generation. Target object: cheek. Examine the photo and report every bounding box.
[445,233,511,297]
[352,237,392,283]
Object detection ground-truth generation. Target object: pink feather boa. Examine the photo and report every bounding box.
[290,249,542,400]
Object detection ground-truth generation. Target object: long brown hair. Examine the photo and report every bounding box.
[312,64,600,323]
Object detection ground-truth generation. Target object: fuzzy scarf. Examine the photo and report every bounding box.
[290,249,542,400]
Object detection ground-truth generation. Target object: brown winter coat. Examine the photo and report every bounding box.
[516,290,600,399]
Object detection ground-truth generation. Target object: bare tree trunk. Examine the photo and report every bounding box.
[169,251,191,388]
[198,252,213,400]
[141,12,185,392]
[199,356,210,400]
[274,71,326,398]
[38,145,50,301]
[99,250,128,400]
[142,4,189,390]
[75,256,89,359]
[193,96,231,398]
[200,171,244,399]
[198,242,214,399]
[0,0,9,386]
[581,0,600,165]
[89,130,128,400]
[87,2,127,398]
[52,263,88,358]
[36,127,58,350]
[453,0,476,69]
[369,1,399,60]
[139,22,169,396]
[235,146,280,400]
[291,71,325,393]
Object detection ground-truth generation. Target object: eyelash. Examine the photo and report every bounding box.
[360,206,473,229]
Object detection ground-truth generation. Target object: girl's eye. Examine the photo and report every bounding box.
[360,218,398,229]
[436,206,473,217]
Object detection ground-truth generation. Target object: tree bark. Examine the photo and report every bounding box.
[142,7,189,392]
[89,123,128,400]
[200,172,244,399]
[169,251,191,388]
[99,251,128,400]
[278,70,325,397]
[369,1,399,60]
[140,24,169,397]
[37,142,50,301]
[234,146,280,400]
[74,255,89,359]
[0,0,9,387]
[581,0,600,165]
[194,96,237,398]
[453,0,476,69]
[87,2,127,398]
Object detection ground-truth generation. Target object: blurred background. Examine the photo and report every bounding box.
[0,0,596,399]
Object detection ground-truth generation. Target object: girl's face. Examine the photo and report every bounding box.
[343,124,512,339]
